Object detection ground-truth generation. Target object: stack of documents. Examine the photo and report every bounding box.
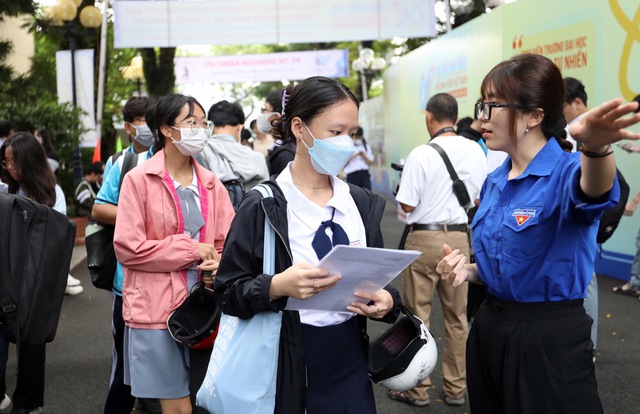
[285,245,421,312]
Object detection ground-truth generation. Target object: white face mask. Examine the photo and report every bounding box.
[354,139,363,145]
[256,111,277,134]
[169,127,207,156]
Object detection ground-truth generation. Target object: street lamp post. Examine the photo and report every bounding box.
[47,0,102,183]
[351,47,387,101]
[122,55,145,96]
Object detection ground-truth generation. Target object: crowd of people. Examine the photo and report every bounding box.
[0,52,639,414]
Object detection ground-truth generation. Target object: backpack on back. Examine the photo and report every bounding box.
[597,168,630,244]
[223,180,245,211]
[0,193,76,344]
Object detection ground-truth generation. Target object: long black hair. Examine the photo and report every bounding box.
[272,77,359,144]
[0,132,57,207]
[150,93,206,153]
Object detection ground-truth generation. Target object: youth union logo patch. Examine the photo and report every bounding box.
[512,209,536,226]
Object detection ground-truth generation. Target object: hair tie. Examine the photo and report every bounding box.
[281,89,290,116]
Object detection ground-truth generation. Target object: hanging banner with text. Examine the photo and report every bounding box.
[56,49,98,148]
[113,0,436,48]
[175,49,349,84]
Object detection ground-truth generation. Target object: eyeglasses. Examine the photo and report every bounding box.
[1,159,15,169]
[475,101,529,121]
[172,120,213,134]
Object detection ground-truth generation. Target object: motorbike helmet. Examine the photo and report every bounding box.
[167,284,221,350]
[368,306,437,392]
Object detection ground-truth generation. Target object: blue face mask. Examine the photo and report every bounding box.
[301,124,356,176]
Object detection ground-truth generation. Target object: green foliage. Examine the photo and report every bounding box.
[0,0,35,19]
[0,77,87,208]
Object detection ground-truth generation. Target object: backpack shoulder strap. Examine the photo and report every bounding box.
[118,152,139,193]
[253,184,275,275]
[348,184,385,248]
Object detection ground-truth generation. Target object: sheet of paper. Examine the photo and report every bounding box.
[285,245,421,312]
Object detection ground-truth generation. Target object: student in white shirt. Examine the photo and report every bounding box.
[214,76,402,414]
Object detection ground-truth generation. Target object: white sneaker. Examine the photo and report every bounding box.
[67,274,81,287]
[0,394,11,412]
[65,285,84,296]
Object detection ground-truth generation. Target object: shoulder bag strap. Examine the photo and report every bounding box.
[428,142,460,182]
[428,142,471,208]
[253,184,275,274]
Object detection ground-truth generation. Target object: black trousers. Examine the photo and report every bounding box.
[467,295,603,414]
[346,170,372,191]
[104,294,136,414]
[189,347,212,413]
[0,342,46,410]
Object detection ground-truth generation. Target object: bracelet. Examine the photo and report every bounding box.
[579,145,614,158]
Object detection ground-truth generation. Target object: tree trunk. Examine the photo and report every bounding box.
[140,47,176,98]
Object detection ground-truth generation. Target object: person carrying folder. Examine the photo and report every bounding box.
[214,76,402,414]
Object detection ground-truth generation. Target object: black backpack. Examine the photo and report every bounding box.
[0,193,76,344]
[597,168,630,244]
[86,151,138,290]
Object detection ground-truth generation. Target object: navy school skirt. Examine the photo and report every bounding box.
[301,316,376,414]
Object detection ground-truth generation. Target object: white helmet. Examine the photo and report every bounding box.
[368,306,438,392]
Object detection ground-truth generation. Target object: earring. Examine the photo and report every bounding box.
[525,127,529,133]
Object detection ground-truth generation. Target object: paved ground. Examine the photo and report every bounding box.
[5,195,639,413]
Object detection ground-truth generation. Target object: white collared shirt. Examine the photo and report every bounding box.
[276,164,367,327]
[396,135,487,225]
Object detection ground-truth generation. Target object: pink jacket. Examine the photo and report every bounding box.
[114,150,235,329]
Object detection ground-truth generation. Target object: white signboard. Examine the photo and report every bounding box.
[56,49,98,148]
[175,49,349,84]
[113,0,436,48]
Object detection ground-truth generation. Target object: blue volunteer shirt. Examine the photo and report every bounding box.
[471,138,619,302]
[95,147,153,295]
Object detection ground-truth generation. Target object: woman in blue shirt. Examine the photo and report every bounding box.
[437,54,640,414]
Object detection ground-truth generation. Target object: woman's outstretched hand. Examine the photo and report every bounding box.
[569,99,640,149]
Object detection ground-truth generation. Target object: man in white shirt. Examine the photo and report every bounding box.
[563,77,600,361]
[563,77,589,151]
[392,93,486,407]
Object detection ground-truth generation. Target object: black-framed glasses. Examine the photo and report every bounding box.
[475,101,528,121]
[172,120,213,135]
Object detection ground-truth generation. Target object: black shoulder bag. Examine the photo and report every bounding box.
[428,142,471,209]
[85,152,138,290]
